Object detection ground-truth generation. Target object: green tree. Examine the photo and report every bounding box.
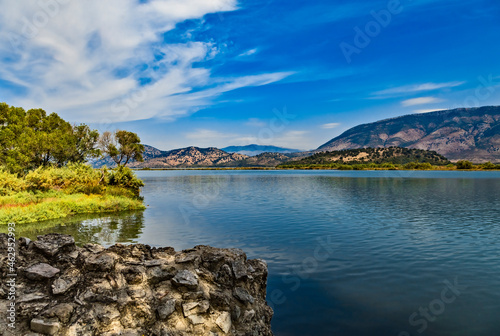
[100,130,144,166]
[0,103,101,174]
[456,160,473,169]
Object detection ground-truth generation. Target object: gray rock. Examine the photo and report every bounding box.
[33,234,75,256]
[172,270,198,289]
[25,263,60,280]
[232,260,247,280]
[157,299,176,319]
[233,287,255,304]
[86,253,117,272]
[30,318,61,335]
[175,253,199,264]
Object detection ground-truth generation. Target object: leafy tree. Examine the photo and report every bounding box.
[0,103,101,174]
[99,130,144,166]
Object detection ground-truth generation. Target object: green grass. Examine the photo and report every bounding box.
[0,164,145,225]
[0,191,145,225]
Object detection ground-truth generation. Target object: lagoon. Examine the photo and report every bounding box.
[16,170,500,336]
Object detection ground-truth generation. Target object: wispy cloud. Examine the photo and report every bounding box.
[401,97,443,107]
[246,118,267,127]
[238,48,258,57]
[373,81,465,96]
[413,108,445,114]
[321,122,340,129]
[0,0,293,123]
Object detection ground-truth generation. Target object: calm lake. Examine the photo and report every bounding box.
[16,170,500,336]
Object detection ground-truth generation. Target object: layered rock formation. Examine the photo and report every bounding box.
[0,234,273,336]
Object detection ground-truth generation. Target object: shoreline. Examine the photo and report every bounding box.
[133,167,500,171]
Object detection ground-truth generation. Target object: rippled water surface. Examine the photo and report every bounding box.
[17,170,500,336]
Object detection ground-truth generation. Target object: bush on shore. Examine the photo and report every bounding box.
[0,164,145,224]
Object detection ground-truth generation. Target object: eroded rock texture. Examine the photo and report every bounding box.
[0,234,273,336]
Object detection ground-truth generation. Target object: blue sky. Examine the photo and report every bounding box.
[1,0,500,150]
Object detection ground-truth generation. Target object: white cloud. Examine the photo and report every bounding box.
[0,0,292,123]
[321,122,340,129]
[238,48,258,57]
[246,118,267,127]
[401,97,443,107]
[373,81,465,96]
[413,108,445,114]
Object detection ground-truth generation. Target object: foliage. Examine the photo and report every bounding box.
[0,102,100,174]
[99,130,144,166]
[456,160,473,169]
[108,166,145,197]
[481,162,498,170]
[0,168,28,195]
[0,193,144,225]
[278,147,450,169]
[0,164,145,224]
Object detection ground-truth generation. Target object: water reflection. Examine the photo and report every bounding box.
[6,210,145,246]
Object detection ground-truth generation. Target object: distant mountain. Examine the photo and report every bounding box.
[229,152,305,167]
[127,147,248,168]
[318,106,500,163]
[222,144,301,156]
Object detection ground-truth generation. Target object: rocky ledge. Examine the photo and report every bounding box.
[0,234,274,336]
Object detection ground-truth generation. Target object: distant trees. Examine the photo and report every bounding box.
[99,130,144,166]
[456,160,473,169]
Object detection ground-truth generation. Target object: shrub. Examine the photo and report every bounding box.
[0,169,27,195]
[456,160,473,169]
[481,162,497,170]
[108,166,144,197]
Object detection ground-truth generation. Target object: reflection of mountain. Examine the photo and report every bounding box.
[14,211,145,246]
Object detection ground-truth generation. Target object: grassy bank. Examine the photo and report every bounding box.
[0,164,145,225]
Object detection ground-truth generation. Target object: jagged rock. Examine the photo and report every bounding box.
[172,270,199,289]
[86,253,118,272]
[233,287,255,304]
[25,263,60,280]
[157,299,176,320]
[0,234,274,336]
[33,234,75,257]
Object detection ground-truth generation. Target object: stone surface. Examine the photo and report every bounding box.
[25,263,60,280]
[216,311,232,333]
[172,270,199,289]
[157,299,176,320]
[30,318,61,335]
[0,234,274,336]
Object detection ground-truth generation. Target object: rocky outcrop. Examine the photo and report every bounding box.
[0,234,273,336]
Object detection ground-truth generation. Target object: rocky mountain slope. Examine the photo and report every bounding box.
[318,106,500,163]
[128,147,248,168]
[222,145,301,156]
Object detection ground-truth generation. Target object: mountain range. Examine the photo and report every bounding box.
[222,144,301,156]
[94,106,500,168]
[319,106,500,163]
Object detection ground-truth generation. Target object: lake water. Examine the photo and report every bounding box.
[15,170,500,336]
